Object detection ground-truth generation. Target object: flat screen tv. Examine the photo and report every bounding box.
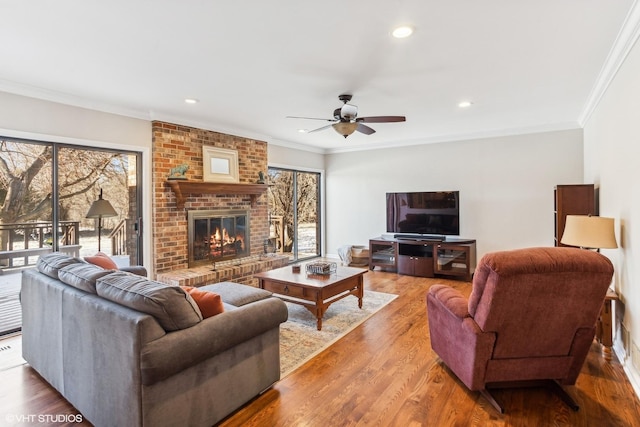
[386,191,460,236]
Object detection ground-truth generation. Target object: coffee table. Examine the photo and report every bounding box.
[254,264,366,330]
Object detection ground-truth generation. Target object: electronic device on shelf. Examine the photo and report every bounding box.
[395,234,446,241]
[386,191,460,236]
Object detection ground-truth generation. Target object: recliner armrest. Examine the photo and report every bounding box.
[428,284,470,319]
[427,284,496,390]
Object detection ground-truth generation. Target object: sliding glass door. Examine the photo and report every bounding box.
[0,137,142,335]
[267,167,321,262]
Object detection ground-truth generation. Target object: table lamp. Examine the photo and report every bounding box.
[86,189,118,252]
[561,215,618,250]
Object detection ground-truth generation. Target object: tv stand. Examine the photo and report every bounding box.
[369,236,476,280]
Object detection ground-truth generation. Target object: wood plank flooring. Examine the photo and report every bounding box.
[221,271,640,427]
[1,270,639,426]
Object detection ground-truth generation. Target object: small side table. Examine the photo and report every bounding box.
[596,288,618,361]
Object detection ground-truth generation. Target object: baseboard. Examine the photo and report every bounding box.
[614,343,640,400]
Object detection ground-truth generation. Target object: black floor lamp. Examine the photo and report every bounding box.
[86,189,117,253]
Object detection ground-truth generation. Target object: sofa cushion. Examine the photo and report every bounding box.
[84,252,119,270]
[96,271,203,331]
[58,262,113,294]
[37,252,83,279]
[201,282,273,307]
[182,286,225,318]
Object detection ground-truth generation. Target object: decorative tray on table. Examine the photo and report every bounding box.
[305,261,337,275]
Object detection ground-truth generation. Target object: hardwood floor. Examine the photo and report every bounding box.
[2,271,640,426]
[222,271,640,427]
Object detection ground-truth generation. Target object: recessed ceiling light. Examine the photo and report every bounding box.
[392,25,414,39]
[458,101,473,108]
[184,98,199,104]
[298,129,307,133]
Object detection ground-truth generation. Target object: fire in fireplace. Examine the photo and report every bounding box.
[187,210,250,267]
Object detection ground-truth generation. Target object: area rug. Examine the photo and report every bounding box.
[279,290,397,378]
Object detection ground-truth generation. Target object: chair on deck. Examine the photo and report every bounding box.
[426,247,614,413]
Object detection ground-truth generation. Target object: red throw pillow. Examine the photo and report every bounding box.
[84,252,119,270]
[182,286,224,318]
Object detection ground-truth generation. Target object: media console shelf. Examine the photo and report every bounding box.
[369,237,476,281]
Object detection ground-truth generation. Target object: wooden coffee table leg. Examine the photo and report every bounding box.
[315,293,324,330]
[357,277,364,309]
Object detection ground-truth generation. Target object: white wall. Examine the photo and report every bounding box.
[0,91,154,269]
[324,129,584,259]
[268,143,325,171]
[584,35,640,392]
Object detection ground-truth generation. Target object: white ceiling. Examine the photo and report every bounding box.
[1,1,638,153]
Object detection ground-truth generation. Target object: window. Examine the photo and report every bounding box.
[0,137,142,335]
[267,167,321,262]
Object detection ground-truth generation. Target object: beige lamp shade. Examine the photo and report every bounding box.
[86,196,117,218]
[561,215,618,249]
[86,189,117,253]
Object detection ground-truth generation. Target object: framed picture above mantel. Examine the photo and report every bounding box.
[203,146,239,183]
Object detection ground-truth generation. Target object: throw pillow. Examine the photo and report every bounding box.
[182,286,225,318]
[84,252,118,270]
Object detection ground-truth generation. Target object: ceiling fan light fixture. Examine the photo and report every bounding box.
[333,122,358,138]
[392,25,414,39]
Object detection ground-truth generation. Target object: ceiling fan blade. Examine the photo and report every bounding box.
[286,115,336,122]
[356,123,376,135]
[356,116,406,123]
[308,124,334,133]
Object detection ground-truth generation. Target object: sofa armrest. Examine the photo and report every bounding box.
[140,296,288,385]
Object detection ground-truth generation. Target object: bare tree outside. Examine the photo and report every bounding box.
[267,167,320,260]
[0,139,135,261]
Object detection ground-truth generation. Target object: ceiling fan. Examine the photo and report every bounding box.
[287,94,406,138]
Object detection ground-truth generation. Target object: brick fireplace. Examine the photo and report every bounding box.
[188,209,250,267]
[151,121,287,284]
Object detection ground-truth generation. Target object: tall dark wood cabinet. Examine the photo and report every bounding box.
[554,184,596,246]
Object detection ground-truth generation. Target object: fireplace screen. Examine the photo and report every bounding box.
[188,210,249,266]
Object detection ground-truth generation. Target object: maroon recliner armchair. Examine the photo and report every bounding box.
[426,247,614,413]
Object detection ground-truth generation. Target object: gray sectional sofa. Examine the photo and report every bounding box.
[20,253,288,427]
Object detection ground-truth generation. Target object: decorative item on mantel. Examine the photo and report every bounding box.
[257,171,265,184]
[168,164,189,180]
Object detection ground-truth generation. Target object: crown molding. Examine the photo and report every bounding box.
[323,122,581,154]
[0,79,151,120]
[579,0,640,126]
[266,137,327,154]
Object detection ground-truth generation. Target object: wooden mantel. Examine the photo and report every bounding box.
[167,180,268,209]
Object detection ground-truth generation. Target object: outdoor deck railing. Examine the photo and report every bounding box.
[109,218,127,256]
[0,221,80,273]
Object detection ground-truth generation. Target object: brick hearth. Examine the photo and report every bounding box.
[156,254,289,288]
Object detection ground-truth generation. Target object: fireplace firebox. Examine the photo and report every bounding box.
[188,210,250,267]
